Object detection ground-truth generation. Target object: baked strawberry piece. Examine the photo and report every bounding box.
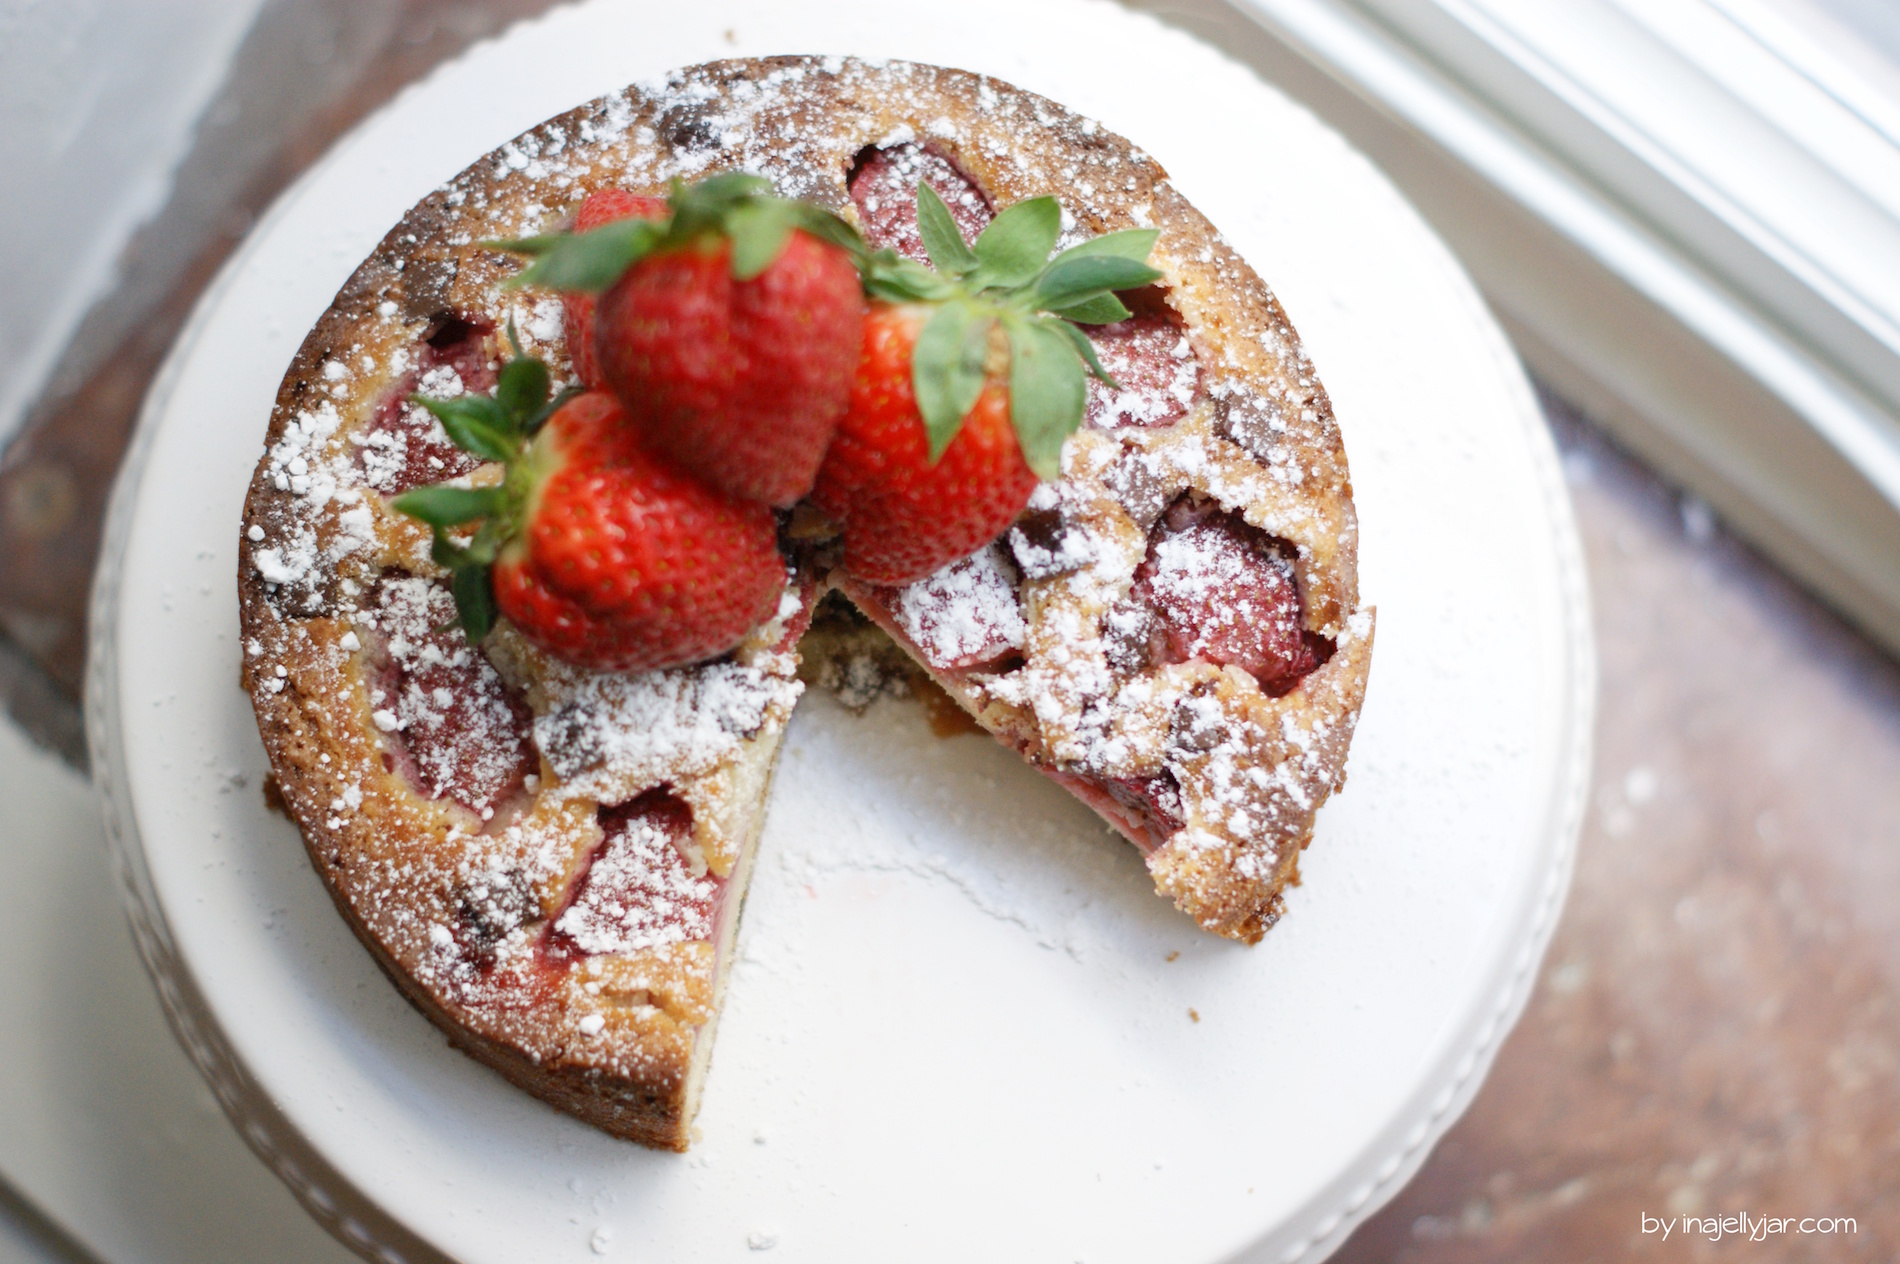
[361,573,537,817]
[848,142,993,263]
[1130,496,1327,696]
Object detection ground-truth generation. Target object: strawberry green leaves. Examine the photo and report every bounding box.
[492,172,862,289]
[405,339,569,462]
[915,184,980,278]
[1003,315,1090,479]
[391,332,565,643]
[898,187,1164,478]
[969,196,1062,289]
[913,299,993,459]
[391,485,507,527]
[1035,251,1162,314]
[448,564,498,644]
[496,218,664,293]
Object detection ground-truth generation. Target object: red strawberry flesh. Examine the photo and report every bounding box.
[813,306,1038,586]
[849,143,994,261]
[1045,767,1186,853]
[363,574,536,816]
[1131,498,1326,695]
[549,790,718,957]
[494,392,786,674]
[595,231,862,507]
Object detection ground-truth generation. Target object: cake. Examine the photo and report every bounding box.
[238,57,1373,1150]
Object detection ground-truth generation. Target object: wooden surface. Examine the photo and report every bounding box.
[1333,396,1900,1261]
[0,3,1894,1259]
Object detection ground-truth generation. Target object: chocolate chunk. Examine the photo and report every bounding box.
[657,103,724,153]
[1101,443,1180,530]
[1213,390,1287,462]
[1169,690,1231,753]
[1008,506,1097,580]
[537,703,603,780]
[456,867,535,952]
[1102,599,1163,675]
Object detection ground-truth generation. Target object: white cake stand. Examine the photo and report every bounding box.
[88,2,1594,1261]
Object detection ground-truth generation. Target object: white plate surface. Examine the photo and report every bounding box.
[89,1,1594,1261]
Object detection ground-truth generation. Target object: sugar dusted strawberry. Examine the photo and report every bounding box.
[365,574,536,815]
[849,143,993,264]
[500,174,864,507]
[562,191,667,390]
[549,789,714,958]
[1130,497,1326,695]
[391,348,785,674]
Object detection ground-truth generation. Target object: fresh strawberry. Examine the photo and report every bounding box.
[811,186,1165,585]
[392,347,784,674]
[494,393,784,671]
[501,174,863,508]
[812,304,1036,584]
[561,191,667,390]
[595,228,861,507]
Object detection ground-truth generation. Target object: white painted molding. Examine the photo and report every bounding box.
[1150,0,1900,653]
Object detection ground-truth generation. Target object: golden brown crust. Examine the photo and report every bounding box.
[239,56,1372,1148]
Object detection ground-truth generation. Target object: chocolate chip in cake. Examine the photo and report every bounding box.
[657,102,725,153]
[1007,504,1097,581]
[455,867,537,967]
[1212,388,1288,463]
[1101,442,1180,530]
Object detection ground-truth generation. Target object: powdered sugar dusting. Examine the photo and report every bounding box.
[557,799,715,955]
[536,658,804,803]
[1087,314,1199,429]
[363,577,535,814]
[249,399,375,607]
[890,545,1027,670]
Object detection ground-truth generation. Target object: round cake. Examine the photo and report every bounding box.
[238,56,1373,1150]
